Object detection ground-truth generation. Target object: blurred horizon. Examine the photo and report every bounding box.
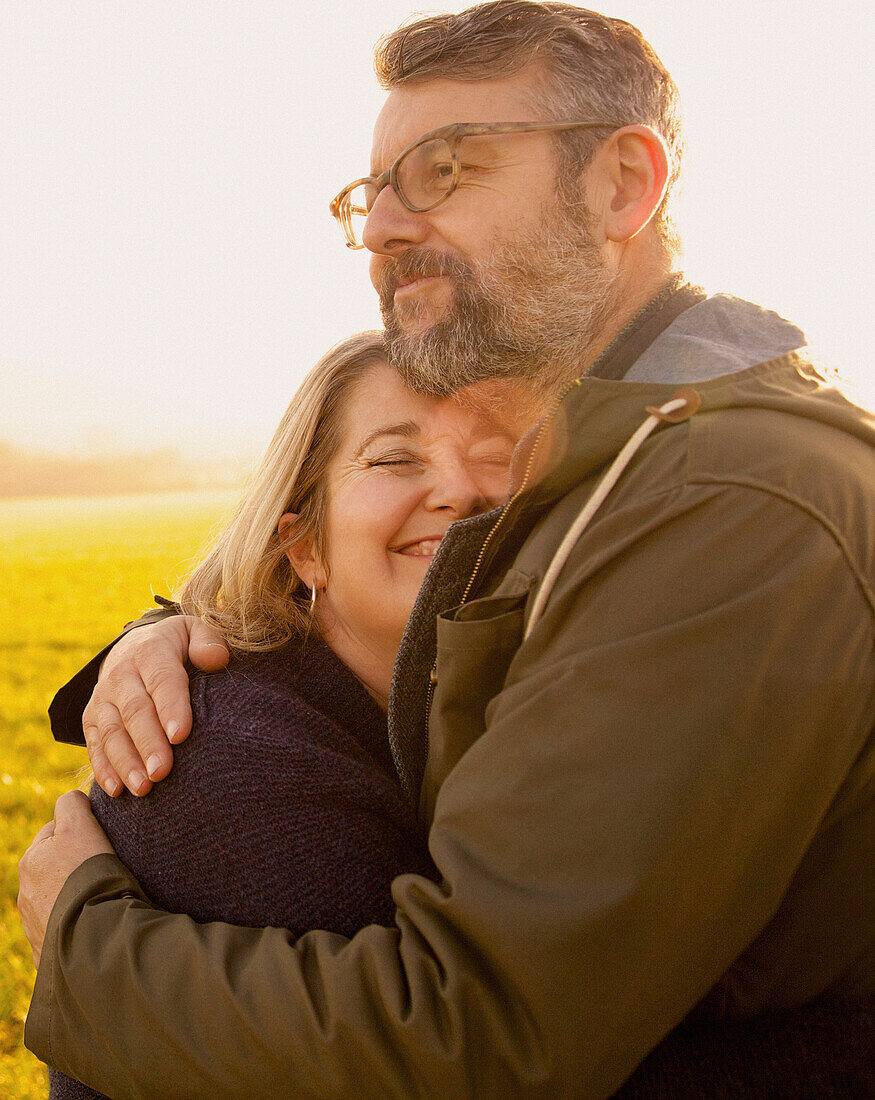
[0,436,251,499]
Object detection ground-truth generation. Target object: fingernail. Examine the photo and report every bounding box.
[166,720,181,743]
[128,770,148,794]
[105,777,123,797]
[146,755,163,779]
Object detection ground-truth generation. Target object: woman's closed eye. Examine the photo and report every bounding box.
[468,443,515,468]
[365,451,423,470]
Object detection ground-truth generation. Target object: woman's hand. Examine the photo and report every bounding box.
[84,616,230,797]
[18,791,116,967]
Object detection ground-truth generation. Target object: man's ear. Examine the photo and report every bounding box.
[278,513,323,589]
[587,125,670,243]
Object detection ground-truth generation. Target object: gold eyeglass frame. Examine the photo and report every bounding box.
[329,119,619,250]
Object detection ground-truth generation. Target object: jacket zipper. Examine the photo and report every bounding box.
[424,378,582,730]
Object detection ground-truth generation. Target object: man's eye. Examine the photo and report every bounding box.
[422,161,453,186]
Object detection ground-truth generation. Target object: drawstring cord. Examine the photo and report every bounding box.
[524,389,700,641]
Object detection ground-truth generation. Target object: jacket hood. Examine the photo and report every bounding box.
[624,293,807,384]
[522,353,875,514]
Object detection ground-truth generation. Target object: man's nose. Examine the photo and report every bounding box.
[362,184,430,255]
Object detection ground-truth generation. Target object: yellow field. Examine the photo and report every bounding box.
[0,490,237,1098]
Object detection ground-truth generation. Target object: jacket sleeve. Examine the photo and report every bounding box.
[49,604,180,745]
[26,485,875,1099]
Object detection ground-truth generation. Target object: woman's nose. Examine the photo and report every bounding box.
[424,460,490,520]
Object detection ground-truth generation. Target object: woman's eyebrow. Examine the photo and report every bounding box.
[354,420,420,458]
[464,416,519,446]
[472,423,517,443]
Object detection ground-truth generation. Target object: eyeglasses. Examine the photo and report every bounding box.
[329,119,618,250]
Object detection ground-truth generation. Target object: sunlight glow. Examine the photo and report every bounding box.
[1,1,870,463]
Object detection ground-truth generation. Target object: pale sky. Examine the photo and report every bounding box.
[1,0,871,461]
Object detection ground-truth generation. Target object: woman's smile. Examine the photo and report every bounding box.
[391,536,444,558]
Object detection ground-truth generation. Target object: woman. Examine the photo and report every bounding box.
[48,330,523,1098]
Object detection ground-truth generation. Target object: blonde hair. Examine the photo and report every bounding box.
[176,331,387,650]
[374,1,684,256]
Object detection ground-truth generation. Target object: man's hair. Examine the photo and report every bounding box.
[374,0,684,256]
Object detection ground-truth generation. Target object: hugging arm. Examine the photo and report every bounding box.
[26,486,875,1099]
[50,606,229,797]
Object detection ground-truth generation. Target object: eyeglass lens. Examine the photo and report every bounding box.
[397,138,456,209]
[341,137,457,247]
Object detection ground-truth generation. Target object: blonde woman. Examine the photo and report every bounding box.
[48,331,522,1099]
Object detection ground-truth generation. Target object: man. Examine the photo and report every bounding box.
[19,2,874,1096]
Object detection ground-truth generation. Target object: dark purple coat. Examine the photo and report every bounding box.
[50,637,436,1099]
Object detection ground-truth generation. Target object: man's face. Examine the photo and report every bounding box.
[364,66,619,396]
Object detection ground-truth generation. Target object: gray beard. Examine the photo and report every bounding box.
[380,208,620,399]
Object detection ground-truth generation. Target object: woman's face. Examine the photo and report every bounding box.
[287,362,522,702]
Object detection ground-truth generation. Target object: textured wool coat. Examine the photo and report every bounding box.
[47,638,436,1099]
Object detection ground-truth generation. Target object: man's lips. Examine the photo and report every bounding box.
[377,249,472,310]
[391,536,444,558]
[393,274,445,300]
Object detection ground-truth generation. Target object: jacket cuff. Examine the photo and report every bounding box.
[24,853,147,1068]
[48,604,182,745]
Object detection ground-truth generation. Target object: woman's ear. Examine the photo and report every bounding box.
[278,513,322,589]
[587,124,670,243]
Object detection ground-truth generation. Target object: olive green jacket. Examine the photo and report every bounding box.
[27,300,875,1097]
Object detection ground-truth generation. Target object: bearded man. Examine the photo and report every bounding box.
[19,2,874,1096]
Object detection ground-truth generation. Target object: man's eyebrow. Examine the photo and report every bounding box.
[354,420,420,458]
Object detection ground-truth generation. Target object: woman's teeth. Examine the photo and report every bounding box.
[399,539,442,557]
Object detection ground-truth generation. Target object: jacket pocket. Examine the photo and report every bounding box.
[421,571,535,819]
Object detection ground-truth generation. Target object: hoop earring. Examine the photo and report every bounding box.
[310,584,317,610]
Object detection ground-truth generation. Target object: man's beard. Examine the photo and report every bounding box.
[379,200,621,398]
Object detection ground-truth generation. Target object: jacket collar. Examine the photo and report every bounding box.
[586,274,706,381]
